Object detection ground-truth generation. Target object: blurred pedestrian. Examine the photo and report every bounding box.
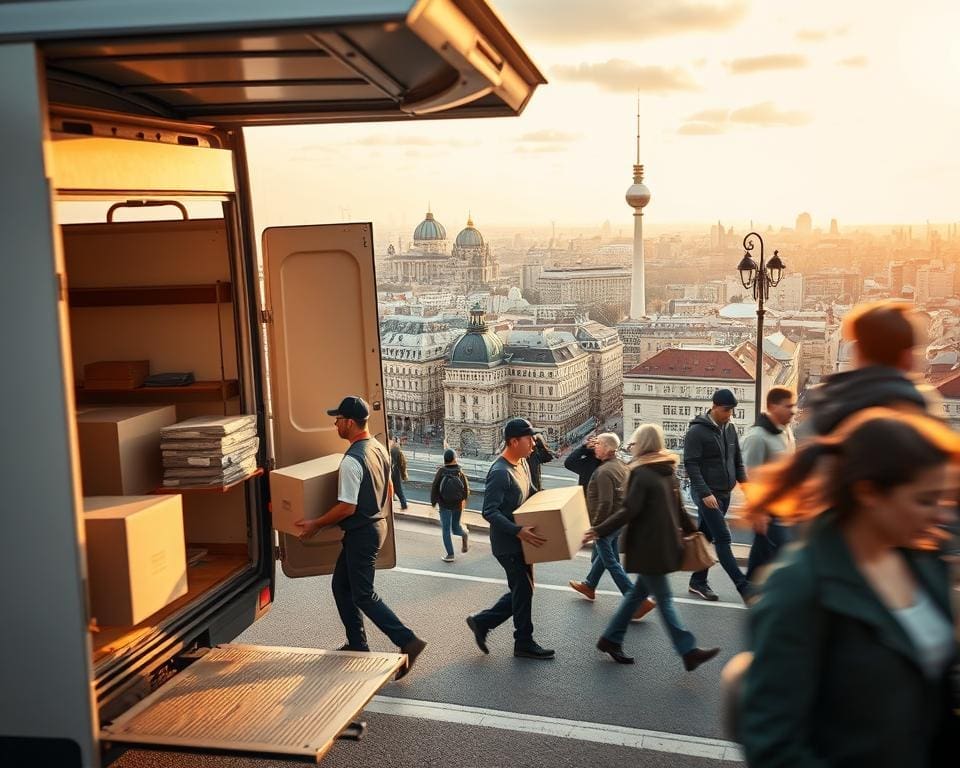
[430,448,470,563]
[683,388,750,602]
[742,386,797,581]
[527,433,555,492]
[740,408,960,767]
[564,434,602,488]
[569,433,652,617]
[586,424,720,671]
[466,418,555,660]
[802,301,942,438]
[389,438,409,511]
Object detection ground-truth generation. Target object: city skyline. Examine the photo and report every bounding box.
[243,0,959,232]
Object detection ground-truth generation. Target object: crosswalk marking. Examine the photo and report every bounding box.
[367,695,744,762]
[388,566,747,610]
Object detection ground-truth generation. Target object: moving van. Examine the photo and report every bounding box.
[0,3,543,765]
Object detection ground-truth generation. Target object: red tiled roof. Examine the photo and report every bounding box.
[934,369,960,397]
[625,348,753,380]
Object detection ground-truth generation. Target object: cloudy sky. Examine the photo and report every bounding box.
[245,0,960,236]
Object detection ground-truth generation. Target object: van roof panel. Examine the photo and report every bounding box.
[3,0,545,125]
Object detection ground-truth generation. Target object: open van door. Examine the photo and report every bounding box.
[262,223,396,576]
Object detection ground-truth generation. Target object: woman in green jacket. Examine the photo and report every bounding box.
[740,408,959,767]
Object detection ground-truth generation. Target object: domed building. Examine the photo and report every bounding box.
[385,209,498,292]
[386,209,451,284]
[451,215,497,292]
[413,210,448,254]
[443,304,511,455]
[443,305,594,457]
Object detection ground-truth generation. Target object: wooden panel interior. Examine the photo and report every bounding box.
[63,218,239,384]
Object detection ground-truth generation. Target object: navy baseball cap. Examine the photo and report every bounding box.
[712,388,738,408]
[504,418,540,439]
[326,396,370,421]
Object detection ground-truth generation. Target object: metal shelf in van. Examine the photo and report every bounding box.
[101,644,404,761]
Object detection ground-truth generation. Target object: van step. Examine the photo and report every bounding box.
[101,644,403,761]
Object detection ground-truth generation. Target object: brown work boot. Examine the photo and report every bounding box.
[569,580,596,601]
[630,597,656,622]
[395,637,427,680]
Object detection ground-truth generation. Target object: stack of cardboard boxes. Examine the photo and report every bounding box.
[160,414,259,488]
[76,405,189,628]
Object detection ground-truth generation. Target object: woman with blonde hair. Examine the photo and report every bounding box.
[740,408,959,766]
[584,423,720,670]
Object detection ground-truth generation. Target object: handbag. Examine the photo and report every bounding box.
[680,531,718,572]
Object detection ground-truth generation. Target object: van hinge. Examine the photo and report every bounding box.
[260,309,273,323]
[56,273,65,302]
[266,457,276,471]
[273,544,281,561]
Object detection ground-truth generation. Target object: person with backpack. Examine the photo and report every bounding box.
[430,448,470,562]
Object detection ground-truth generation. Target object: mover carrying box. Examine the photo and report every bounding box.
[77,405,177,495]
[270,454,345,538]
[83,495,188,626]
[513,485,590,564]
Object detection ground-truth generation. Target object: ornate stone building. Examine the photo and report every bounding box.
[386,210,498,293]
[380,314,464,441]
[443,306,592,456]
[443,306,511,456]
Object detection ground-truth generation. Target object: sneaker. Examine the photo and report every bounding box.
[395,637,427,680]
[514,642,555,660]
[466,615,489,654]
[630,597,656,622]
[336,643,370,652]
[596,636,634,664]
[688,583,719,602]
[441,554,455,563]
[569,580,596,601]
[682,646,720,672]
[461,529,470,553]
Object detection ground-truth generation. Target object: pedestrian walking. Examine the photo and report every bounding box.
[527,433,555,492]
[389,438,409,510]
[683,388,750,602]
[296,396,426,678]
[586,424,720,671]
[564,434,602,488]
[430,448,470,563]
[466,418,555,660]
[742,386,797,581]
[740,408,960,766]
[569,433,650,616]
[801,301,942,438]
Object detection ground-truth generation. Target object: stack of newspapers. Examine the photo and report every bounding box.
[160,414,259,488]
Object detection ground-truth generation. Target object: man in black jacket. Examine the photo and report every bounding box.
[683,388,749,602]
[526,434,555,492]
[563,435,601,488]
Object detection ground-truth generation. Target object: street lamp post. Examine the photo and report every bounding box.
[737,232,786,420]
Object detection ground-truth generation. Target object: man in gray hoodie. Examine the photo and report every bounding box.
[741,386,796,580]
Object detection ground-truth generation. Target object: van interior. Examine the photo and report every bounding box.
[60,201,260,666]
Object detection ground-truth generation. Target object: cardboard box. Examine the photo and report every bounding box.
[77,405,177,495]
[513,485,590,564]
[84,495,188,626]
[270,454,345,539]
[84,359,150,390]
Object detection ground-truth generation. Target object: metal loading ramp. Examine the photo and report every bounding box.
[101,644,405,761]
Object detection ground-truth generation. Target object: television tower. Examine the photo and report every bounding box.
[626,94,651,318]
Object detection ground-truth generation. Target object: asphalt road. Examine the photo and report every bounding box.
[106,519,749,768]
